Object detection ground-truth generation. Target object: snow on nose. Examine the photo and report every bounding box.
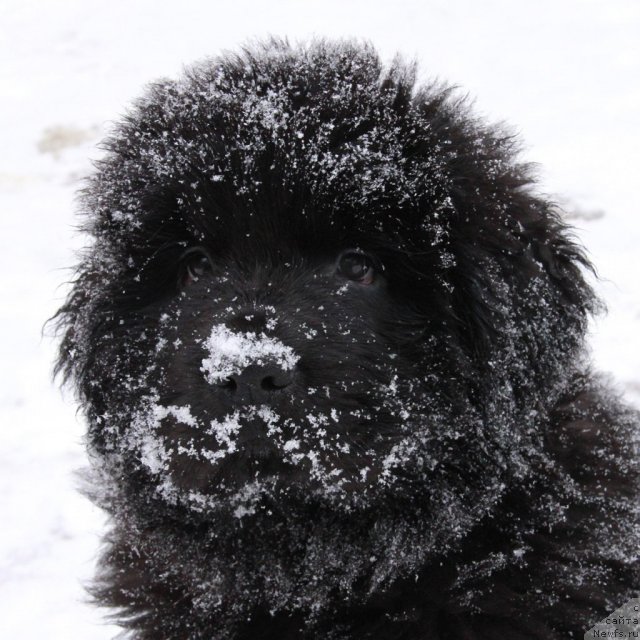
[201,324,300,387]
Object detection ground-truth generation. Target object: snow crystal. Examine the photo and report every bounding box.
[154,404,198,428]
[283,439,300,452]
[139,432,171,474]
[207,412,242,451]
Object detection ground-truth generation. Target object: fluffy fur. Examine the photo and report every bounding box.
[55,40,640,638]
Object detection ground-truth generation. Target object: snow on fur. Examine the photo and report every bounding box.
[54,39,640,639]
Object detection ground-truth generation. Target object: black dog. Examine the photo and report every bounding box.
[56,39,639,638]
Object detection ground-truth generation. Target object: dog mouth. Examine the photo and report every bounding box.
[128,362,421,509]
[131,400,333,489]
[218,422,306,484]
[214,452,306,486]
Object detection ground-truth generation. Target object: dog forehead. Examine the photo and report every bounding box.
[94,42,461,255]
[133,43,411,181]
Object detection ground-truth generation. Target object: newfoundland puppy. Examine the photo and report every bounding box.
[56,39,639,638]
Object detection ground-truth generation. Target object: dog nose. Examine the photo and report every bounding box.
[217,363,293,403]
[201,324,300,401]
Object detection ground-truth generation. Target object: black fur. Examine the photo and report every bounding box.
[55,39,640,638]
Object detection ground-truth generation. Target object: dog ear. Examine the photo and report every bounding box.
[447,246,503,360]
[518,205,597,312]
[447,197,598,378]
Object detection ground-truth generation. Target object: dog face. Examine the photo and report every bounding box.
[57,40,595,554]
[86,226,482,525]
[138,246,423,500]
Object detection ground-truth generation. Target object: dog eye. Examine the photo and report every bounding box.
[336,250,376,285]
[179,248,212,287]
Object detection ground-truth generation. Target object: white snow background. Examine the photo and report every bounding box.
[0,0,638,637]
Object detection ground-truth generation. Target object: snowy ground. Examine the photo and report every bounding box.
[0,0,638,637]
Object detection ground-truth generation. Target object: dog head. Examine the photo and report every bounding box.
[56,40,595,555]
